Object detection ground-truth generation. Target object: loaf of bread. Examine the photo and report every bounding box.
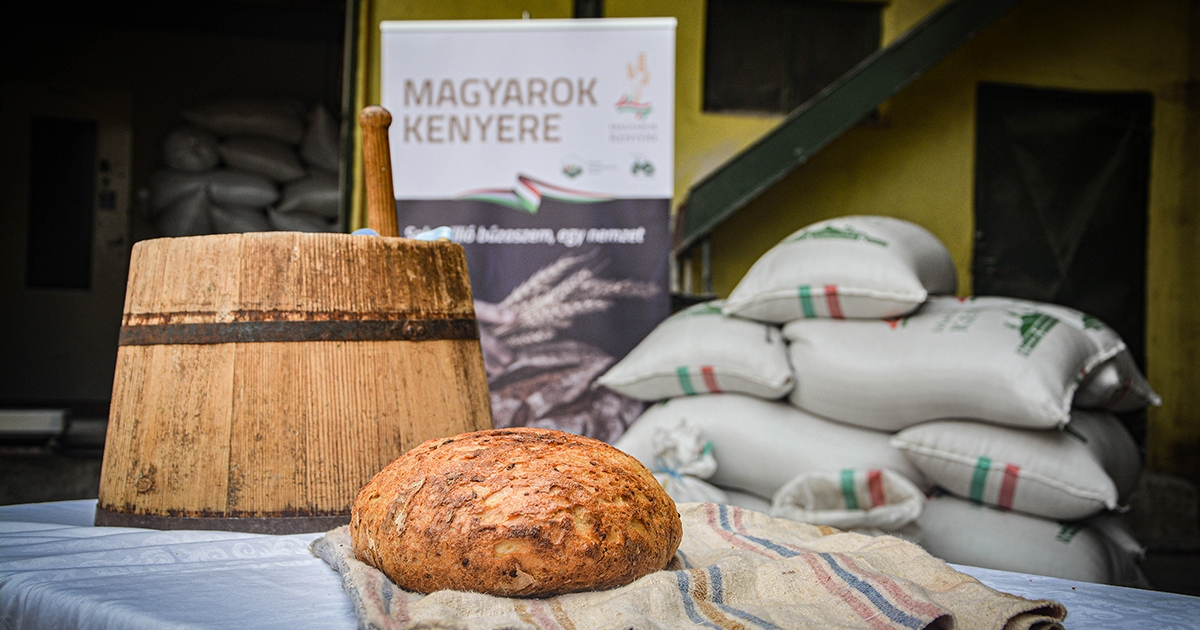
[350,427,682,597]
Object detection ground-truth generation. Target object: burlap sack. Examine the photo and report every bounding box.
[312,502,1066,630]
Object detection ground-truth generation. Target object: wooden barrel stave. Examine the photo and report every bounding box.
[97,232,492,532]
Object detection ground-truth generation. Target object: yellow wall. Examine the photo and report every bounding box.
[352,0,934,220]
[356,0,1200,482]
[705,0,1199,482]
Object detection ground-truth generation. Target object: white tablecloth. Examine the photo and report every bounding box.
[2,500,1198,629]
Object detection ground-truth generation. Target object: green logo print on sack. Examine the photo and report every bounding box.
[1081,313,1105,331]
[670,302,724,321]
[1056,524,1083,544]
[784,225,888,246]
[1006,310,1060,357]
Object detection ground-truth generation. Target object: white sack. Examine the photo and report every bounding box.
[922,296,1123,355]
[719,487,773,513]
[206,169,279,208]
[161,126,219,172]
[723,215,957,322]
[154,187,212,237]
[1071,411,1144,501]
[267,207,336,233]
[300,103,340,171]
[595,301,793,401]
[181,98,306,144]
[613,393,929,501]
[916,494,1148,587]
[645,416,729,504]
[210,204,271,234]
[923,296,1160,412]
[770,468,924,533]
[217,135,306,183]
[277,170,339,218]
[1075,350,1162,412]
[783,300,1105,431]
[148,169,209,212]
[891,410,1141,521]
[1087,511,1148,563]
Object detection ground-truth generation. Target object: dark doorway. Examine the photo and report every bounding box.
[26,117,97,290]
[972,82,1153,442]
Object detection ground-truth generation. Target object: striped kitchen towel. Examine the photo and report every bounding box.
[311,502,1066,630]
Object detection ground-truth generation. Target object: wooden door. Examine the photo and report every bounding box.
[973,82,1153,441]
[0,84,132,409]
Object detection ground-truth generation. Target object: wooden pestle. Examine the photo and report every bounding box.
[359,106,400,237]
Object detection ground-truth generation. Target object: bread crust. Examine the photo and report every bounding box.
[351,427,682,597]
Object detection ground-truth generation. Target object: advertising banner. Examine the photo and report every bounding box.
[381,19,676,442]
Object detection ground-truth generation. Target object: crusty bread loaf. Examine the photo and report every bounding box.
[351,427,682,597]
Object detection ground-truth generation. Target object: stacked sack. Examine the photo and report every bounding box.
[148,98,342,236]
[605,216,955,539]
[606,215,1160,587]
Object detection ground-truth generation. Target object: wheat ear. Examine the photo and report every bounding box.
[499,251,596,310]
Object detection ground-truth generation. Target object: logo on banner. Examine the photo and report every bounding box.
[615,53,653,120]
[561,156,584,178]
[458,174,613,214]
[631,159,655,176]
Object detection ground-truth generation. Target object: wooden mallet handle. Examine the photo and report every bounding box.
[359,106,400,237]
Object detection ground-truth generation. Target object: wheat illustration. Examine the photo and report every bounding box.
[501,329,558,347]
[489,251,659,347]
[499,251,596,311]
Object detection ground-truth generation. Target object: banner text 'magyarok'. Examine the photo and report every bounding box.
[400,77,600,145]
[404,78,599,108]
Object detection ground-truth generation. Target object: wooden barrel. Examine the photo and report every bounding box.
[95,232,493,533]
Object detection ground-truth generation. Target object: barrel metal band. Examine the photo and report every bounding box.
[94,505,349,535]
[119,318,479,346]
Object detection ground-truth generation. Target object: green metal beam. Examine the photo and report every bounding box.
[677,0,1025,254]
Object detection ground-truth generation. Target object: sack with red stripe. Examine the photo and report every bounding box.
[613,393,930,501]
[923,296,1161,413]
[595,301,793,401]
[769,468,925,535]
[722,215,957,323]
[916,494,1149,587]
[783,301,1107,431]
[889,410,1141,520]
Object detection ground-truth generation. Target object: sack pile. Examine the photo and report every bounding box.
[148,98,342,236]
[608,215,1160,586]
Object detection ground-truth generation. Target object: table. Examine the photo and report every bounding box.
[3,500,1198,629]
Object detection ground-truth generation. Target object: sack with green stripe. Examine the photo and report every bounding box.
[769,468,925,536]
[917,494,1149,587]
[614,393,930,501]
[783,300,1107,431]
[595,300,793,401]
[890,410,1141,521]
[723,215,957,323]
[923,296,1161,413]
